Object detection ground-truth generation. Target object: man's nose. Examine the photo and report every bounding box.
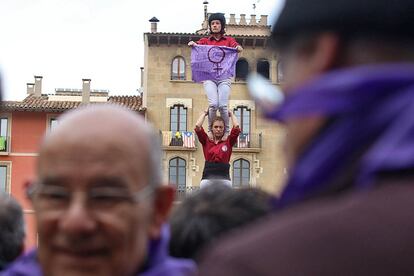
[59,193,97,234]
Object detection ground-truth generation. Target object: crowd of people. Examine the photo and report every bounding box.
[2,0,414,275]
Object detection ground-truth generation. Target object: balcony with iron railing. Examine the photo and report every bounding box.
[173,184,255,202]
[174,186,200,202]
[233,132,262,153]
[0,136,10,155]
[161,131,262,152]
[160,131,198,151]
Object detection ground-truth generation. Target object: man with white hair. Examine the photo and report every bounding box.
[3,105,196,276]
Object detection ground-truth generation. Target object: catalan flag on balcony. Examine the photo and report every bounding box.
[170,131,184,146]
[237,133,249,148]
[182,131,195,148]
[0,136,6,151]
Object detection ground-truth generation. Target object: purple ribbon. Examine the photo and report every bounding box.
[268,64,414,208]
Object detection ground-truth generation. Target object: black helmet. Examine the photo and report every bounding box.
[208,13,226,34]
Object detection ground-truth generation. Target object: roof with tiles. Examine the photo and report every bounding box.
[0,94,144,113]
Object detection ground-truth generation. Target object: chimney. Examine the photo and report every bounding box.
[34,76,43,97]
[249,14,257,25]
[203,12,212,30]
[202,1,209,29]
[229,14,236,24]
[259,15,268,26]
[203,1,209,22]
[26,83,35,95]
[149,17,159,33]
[239,14,247,25]
[140,67,144,88]
[82,79,91,104]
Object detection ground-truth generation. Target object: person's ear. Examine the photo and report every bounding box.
[148,185,175,239]
[307,33,340,74]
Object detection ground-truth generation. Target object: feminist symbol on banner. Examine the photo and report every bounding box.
[207,46,226,76]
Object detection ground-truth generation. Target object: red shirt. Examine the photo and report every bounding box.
[195,126,241,163]
[197,35,239,48]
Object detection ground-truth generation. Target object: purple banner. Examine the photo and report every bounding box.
[191,45,238,83]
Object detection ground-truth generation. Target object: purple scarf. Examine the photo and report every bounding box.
[267,64,414,208]
[1,225,195,276]
[191,45,238,83]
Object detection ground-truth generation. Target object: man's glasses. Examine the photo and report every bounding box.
[247,73,285,115]
[28,183,153,212]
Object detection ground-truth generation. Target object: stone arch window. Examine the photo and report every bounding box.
[171,56,186,80]
[233,106,251,134]
[170,104,187,133]
[235,58,249,81]
[232,159,250,188]
[169,157,186,193]
[277,61,284,83]
[257,59,270,79]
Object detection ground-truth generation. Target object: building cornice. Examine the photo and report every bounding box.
[144,32,270,48]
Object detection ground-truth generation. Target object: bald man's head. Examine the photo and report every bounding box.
[31,105,171,276]
[39,105,161,188]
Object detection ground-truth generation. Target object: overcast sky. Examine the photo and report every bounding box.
[0,0,284,100]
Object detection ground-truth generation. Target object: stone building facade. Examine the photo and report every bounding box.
[142,9,286,195]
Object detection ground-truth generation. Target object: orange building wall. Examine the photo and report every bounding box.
[1,111,60,250]
[12,112,47,152]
